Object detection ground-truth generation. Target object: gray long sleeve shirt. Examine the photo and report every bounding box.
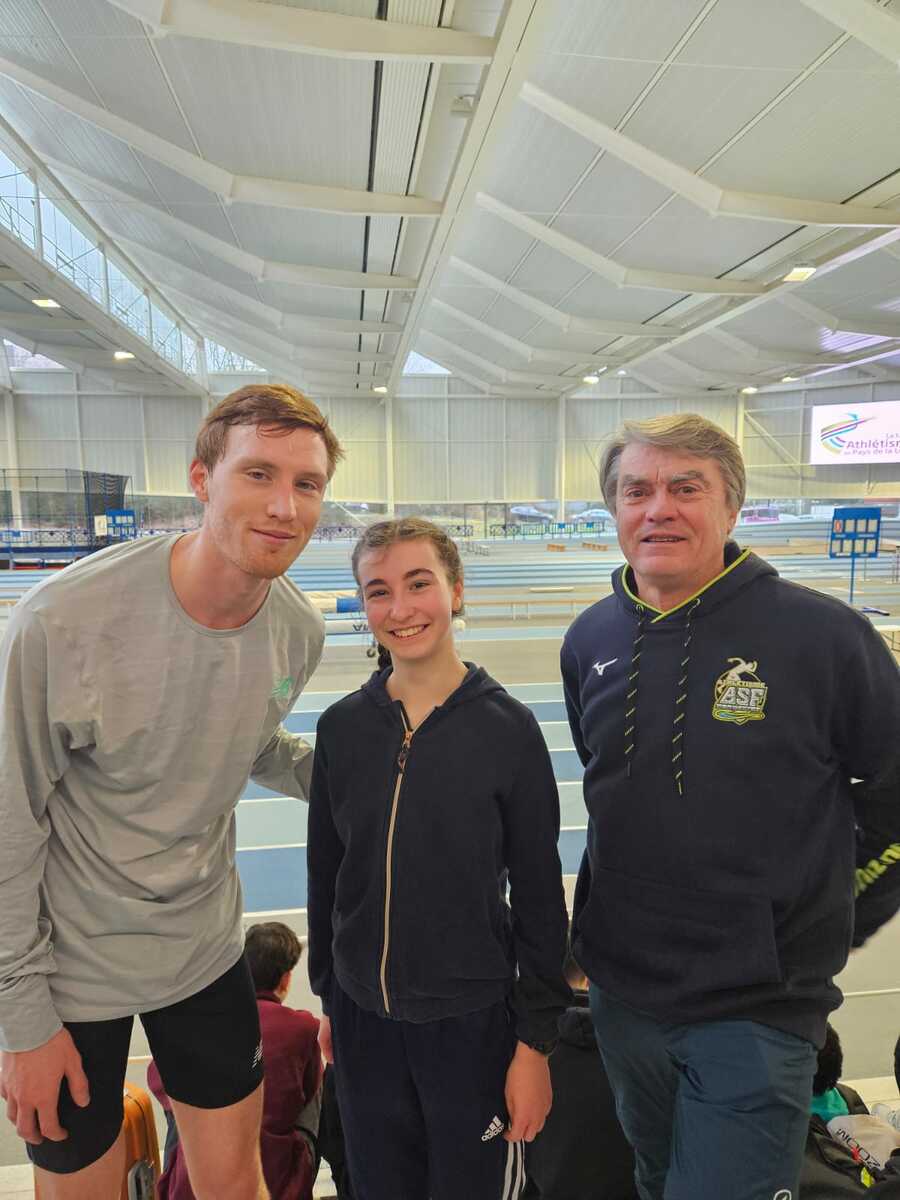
[0,534,324,1052]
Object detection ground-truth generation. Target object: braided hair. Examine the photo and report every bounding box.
[351,518,464,673]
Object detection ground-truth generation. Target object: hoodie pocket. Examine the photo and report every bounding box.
[582,866,782,1008]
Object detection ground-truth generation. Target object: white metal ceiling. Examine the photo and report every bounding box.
[0,0,899,399]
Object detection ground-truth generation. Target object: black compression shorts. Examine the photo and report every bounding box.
[27,955,263,1175]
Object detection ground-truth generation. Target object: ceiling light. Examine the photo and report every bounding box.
[782,265,816,283]
[372,385,388,394]
[740,386,759,394]
[582,374,600,384]
[616,369,627,376]
[32,297,60,308]
[781,375,799,383]
[114,350,135,360]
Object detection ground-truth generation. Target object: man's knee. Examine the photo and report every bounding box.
[32,1129,126,1200]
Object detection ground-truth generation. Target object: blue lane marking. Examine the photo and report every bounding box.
[237,827,588,914]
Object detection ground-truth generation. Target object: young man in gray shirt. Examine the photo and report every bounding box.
[0,384,343,1199]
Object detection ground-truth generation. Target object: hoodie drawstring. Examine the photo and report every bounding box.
[671,598,701,797]
[624,607,646,778]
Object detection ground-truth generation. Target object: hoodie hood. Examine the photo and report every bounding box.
[611,543,776,796]
[360,662,504,713]
[612,541,776,624]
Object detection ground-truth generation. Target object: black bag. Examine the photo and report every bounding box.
[801,1115,900,1198]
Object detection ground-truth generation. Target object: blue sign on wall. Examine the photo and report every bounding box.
[106,508,137,541]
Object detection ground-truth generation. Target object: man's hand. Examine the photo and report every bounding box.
[0,1028,89,1144]
[318,1015,333,1066]
[504,1041,552,1143]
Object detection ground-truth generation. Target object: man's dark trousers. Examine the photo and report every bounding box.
[590,986,817,1200]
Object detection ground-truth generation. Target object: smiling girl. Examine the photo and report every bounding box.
[306,518,569,1200]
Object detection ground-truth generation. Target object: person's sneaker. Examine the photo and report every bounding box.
[871,1102,900,1131]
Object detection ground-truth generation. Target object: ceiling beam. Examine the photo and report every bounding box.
[419,329,575,388]
[200,319,389,397]
[797,0,900,68]
[105,0,496,63]
[0,312,89,331]
[44,158,419,293]
[476,193,769,295]
[623,223,900,378]
[414,347,557,397]
[705,326,875,366]
[429,298,622,366]
[521,82,900,228]
[777,292,900,339]
[119,238,402,349]
[0,268,27,283]
[0,55,442,218]
[447,257,679,338]
[162,285,394,369]
[384,0,560,398]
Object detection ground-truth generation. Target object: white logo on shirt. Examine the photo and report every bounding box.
[773,1191,792,1200]
[251,1041,263,1070]
[592,658,618,677]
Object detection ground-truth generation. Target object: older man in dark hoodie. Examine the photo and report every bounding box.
[562,413,900,1200]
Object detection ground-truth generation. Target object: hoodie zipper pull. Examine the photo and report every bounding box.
[397,728,412,771]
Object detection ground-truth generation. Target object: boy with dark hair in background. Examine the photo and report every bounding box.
[150,921,321,1200]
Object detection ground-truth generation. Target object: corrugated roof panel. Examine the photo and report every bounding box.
[674,0,838,71]
[452,209,537,282]
[707,43,900,201]
[255,283,365,321]
[539,0,710,61]
[0,0,99,93]
[562,273,687,323]
[38,0,196,151]
[621,64,807,175]
[224,206,367,271]
[611,199,797,278]
[374,61,431,195]
[479,101,601,219]
[154,37,373,187]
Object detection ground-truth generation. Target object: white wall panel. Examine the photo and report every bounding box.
[448,443,504,500]
[79,394,143,441]
[16,394,79,441]
[17,440,80,469]
[331,441,385,502]
[449,397,504,443]
[400,377,449,398]
[505,398,557,442]
[10,371,77,395]
[394,396,447,442]
[326,396,385,443]
[82,439,145,489]
[143,395,204,443]
[506,442,556,500]
[145,441,192,494]
[394,442,448,502]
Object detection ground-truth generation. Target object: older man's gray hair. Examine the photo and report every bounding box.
[599,413,746,517]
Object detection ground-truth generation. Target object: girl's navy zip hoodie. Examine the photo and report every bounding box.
[306,664,571,1046]
[561,543,900,1048]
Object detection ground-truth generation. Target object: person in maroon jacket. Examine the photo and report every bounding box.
[149,923,322,1200]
